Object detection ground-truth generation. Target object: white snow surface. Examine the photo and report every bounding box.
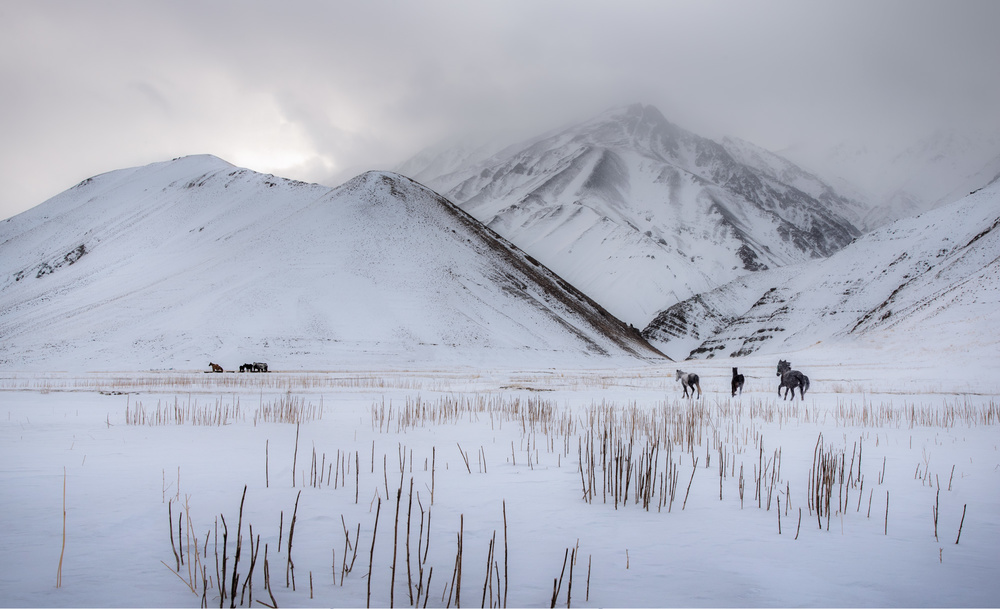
[644,178,1000,363]
[0,155,661,372]
[1,355,998,608]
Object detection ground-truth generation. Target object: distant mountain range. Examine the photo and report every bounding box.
[0,155,662,370]
[4,104,997,371]
[642,176,1000,360]
[402,104,867,327]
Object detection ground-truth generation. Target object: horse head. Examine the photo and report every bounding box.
[777,360,790,376]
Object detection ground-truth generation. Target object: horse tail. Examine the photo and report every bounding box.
[804,375,810,393]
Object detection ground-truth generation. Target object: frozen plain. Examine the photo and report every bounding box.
[1,348,998,608]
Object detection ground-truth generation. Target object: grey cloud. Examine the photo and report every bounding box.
[2,0,999,219]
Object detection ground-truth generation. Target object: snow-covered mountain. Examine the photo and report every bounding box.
[0,155,664,371]
[403,104,865,327]
[642,176,1000,361]
[782,129,1000,230]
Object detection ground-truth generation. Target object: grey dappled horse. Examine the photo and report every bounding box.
[776,360,809,400]
[675,370,702,398]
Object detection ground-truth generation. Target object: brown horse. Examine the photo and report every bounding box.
[209,362,223,373]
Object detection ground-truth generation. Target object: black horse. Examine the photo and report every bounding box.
[731,367,745,397]
[776,360,809,400]
[253,362,268,373]
[239,363,254,373]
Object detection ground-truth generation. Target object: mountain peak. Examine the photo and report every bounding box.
[403,104,863,326]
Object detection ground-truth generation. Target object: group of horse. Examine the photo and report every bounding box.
[675,360,810,400]
[207,362,269,373]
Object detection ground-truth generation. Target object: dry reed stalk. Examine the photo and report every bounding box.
[263,544,278,609]
[481,531,496,608]
[277,511,283,554]
[550,548,569,608]
[292,423,300,488]
[682,458,698,510]
[406,478,415,604]
[57,466,66,588]
[219,515,228,607]
[884,491,889,536]
[503,500,509,608]
[933,488,940,541]
[169,500,180,571]
[457,443,472,474]
[738,463,744,509]
[777,496,782,534]
[287,490,301,591]
[955,504,967,544]
[240,528,260,606]
[456,514,464,607]
[567,546,576,609]
[367,496,381,608]
[229,485,247,608]
[391,483,402,608]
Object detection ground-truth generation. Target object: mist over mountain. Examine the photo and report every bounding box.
[782,129,1000,230]
[642,177,1000,361]
[0,155,663,370]
[403,104,866,327]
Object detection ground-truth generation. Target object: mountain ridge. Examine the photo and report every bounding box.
[0,155,664,370]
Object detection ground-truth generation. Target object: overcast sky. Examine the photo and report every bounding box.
[2,0,998,220]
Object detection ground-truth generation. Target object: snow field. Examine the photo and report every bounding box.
[1,361,998,607]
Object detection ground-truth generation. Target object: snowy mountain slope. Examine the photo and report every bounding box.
[0,155,664,370]
[404,104,863,327]
[643,177,1000,360]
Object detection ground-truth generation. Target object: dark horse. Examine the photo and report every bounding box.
[675,370,702,398]
[239,362,269,372]
[776,360,809,400]
[731,367,745,397]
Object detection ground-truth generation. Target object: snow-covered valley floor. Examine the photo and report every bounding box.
[2,354,998,607]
